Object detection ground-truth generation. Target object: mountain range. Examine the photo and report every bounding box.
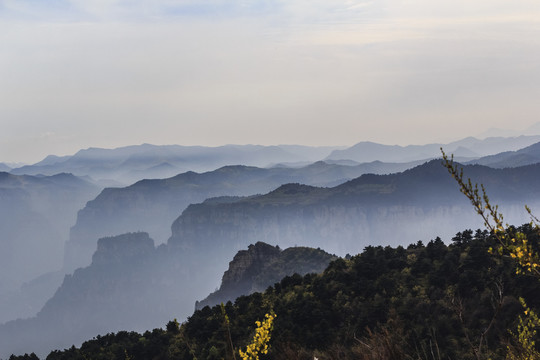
[4,136,540,357]
[0,235,335,358]
[5,136,539,327]
[7,135,540,186]
[466,140,540,168]
[325,135,540,163]
[62,136,540,272]
[6,227,540,360]
[9,144,342,185]
[5,159,540,356]
[167,160,540,260]
[0,172,100,323]
[64,159,425,272]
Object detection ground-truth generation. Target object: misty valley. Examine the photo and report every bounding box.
[2,137,540,359]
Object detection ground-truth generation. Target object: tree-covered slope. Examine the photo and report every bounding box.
[0,238,336,358]
[29,226,540,360]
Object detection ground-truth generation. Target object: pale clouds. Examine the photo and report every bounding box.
[1,0,540,162]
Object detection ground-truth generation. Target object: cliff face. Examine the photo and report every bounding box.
[0,232,172,358]
[6,160,540,357]
[65,164,348,272]
[64,161,427,273]
[168,161,540,260]
[217,242,282,295]
[196,242,337,310]
[0,236,334,358]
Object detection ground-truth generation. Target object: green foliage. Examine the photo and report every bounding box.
[507,298,540,360]
[441,150,540,359]
[441,150,540,277]
[9,354,39,360]
[39,231,540,360]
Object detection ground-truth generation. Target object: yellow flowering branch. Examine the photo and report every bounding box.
[442,149,540,359]
[507,298,540,360]
[239,313,276,360]
[441,149,540,277]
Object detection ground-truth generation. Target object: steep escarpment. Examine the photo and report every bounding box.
[168,161,540,259]
[64,161,419,272]
[65,165,273,272]
[196,242,337,309]
[0,232,171,358]
[0,235,333,358]
[28,228,540,360]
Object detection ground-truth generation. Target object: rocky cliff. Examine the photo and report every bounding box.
[64,161,423,272]
[168,161,540,260]
[0,235,333,358]
[196,242,337,309]
[0,232,179,358]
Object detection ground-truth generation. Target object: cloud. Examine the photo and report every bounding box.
[0,0,285,22]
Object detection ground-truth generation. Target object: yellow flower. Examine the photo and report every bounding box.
[239,313,276,360]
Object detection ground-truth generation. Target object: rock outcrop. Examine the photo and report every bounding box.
[196,242,337,309]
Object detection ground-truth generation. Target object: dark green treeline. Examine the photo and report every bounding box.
[12,225,540,360]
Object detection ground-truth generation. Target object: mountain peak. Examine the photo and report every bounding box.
[196,242,336,309]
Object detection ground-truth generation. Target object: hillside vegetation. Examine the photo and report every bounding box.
[20,225,540,360]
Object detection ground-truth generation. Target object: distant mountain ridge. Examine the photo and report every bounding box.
[9,136,540,185]
[466,141,540,168]
[64,160,424,272]
[5,160,540,357]
[325,135,540,163]
[0,163,11,172]
[168,160,540,260]
[10,144,342,185]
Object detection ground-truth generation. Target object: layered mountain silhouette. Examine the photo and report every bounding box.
[0,172,100,323]
[167,160,540,260]
[9,144,341,185]
[9,136,540,186]
[5,142,540,358]
[325,135,540,163]
[0,235,335,358]
[467,141,540,168]
[64,160,425,272]
[0,163,11,172]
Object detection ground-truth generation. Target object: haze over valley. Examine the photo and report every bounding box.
[3,135,540,356]
[2,1,540,358]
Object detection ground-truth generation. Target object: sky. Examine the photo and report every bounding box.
[1,0,540,163]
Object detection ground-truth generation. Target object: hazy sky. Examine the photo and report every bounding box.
[2,0,540,163]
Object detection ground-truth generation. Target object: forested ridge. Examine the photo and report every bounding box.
[11,225,540,360]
